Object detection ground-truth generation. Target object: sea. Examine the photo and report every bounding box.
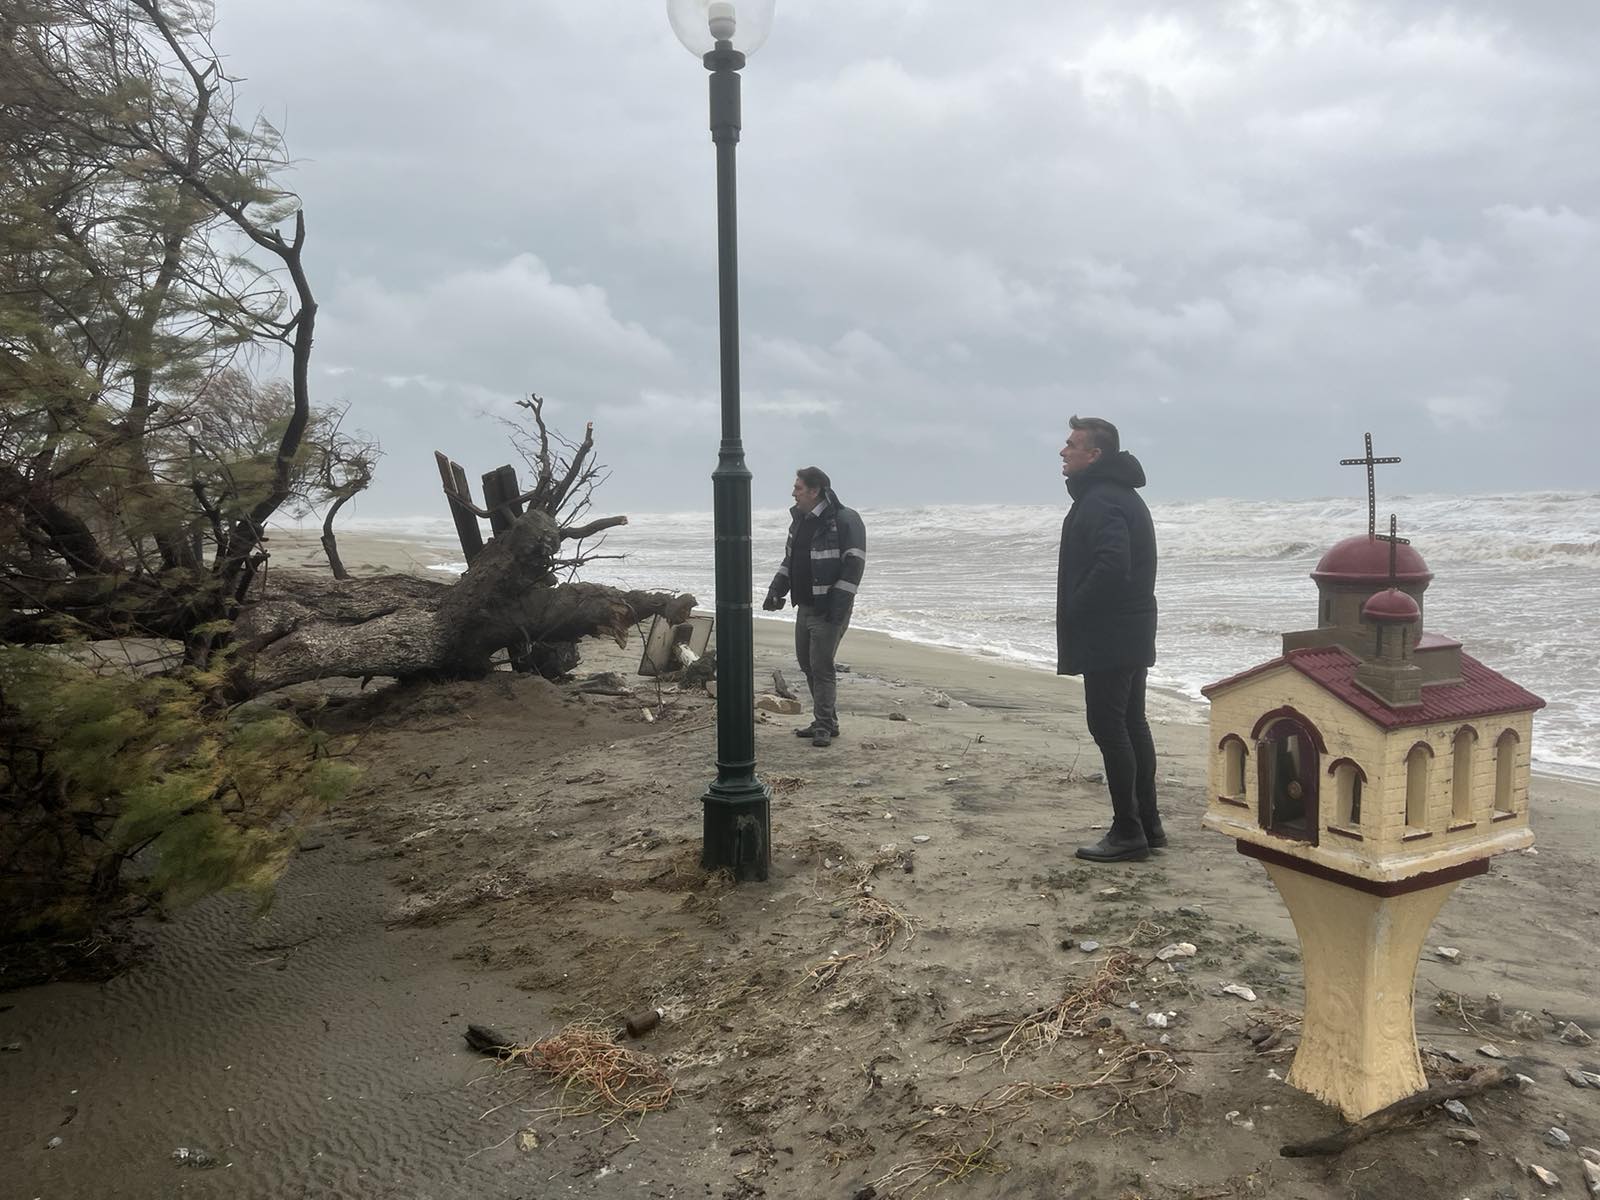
[334,491,1600,782]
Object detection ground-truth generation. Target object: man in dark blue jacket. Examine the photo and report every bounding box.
[763,467,868,748]
[1056,416,1164,862]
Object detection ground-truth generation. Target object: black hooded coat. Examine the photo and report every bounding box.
[1055,451,1158,676]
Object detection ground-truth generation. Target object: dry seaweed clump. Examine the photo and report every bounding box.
[503,1020,674,1126]
[805,848,919,989]
[941,950,1145,1066]
[869,1125,1009,1196]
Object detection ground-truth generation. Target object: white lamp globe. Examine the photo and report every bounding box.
[667,0,775,57]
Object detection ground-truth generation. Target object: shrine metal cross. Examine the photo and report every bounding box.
[1375,513,1409,580]
[1339,431,1402,538]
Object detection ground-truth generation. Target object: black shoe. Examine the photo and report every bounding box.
[811,730,833,748]
[794,724,819,738]
[1145,824,1168,850]
[1075,833,1151,863]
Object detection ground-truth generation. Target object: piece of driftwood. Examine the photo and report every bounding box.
[772,668,796,700]
[1279,1066,1513,1157]
[464,1023,519,1058]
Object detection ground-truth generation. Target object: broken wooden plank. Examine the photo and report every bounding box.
[435,450,485,563]
[481,464,523,537]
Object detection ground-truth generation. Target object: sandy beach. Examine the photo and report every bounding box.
[4,531,1599,1200]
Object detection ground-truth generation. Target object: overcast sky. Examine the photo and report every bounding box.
[216,1,1599,517]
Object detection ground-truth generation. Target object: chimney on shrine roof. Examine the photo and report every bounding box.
[1351,515,1425,707]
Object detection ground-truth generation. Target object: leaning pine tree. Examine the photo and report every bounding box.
[0,3,690,953]
[0,0,365,951]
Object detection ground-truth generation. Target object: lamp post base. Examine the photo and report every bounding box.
[701,778,771,881]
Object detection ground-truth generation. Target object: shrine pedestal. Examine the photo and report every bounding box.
[1263,861,1462,1121]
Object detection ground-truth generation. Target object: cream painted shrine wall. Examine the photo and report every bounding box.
[1204,667,1535,883]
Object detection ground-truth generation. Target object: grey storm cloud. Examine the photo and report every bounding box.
[217,1,1600,516]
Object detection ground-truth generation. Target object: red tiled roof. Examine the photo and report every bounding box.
[1203,644,1545,729]
[1202,654,1293,698]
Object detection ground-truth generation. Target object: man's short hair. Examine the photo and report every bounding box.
[1068,415,1120,455]
[795,466,831,492]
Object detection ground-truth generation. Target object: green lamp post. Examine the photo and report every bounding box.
[668,0,776,880]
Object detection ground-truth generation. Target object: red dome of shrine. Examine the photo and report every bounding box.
[1311,535,1432,586]
[1361,588,1421,623]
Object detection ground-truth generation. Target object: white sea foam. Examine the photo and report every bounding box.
[349,491,1600,782]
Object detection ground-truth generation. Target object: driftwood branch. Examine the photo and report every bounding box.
[547,421,595,513]
[560,514,628,541]
[1279,1067,1513,1158]
[516,394,554,509]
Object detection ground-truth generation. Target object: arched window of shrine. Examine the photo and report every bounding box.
[1404,741,1434,831]
[1326,757,1367,831]
[1218,734,1249,805]
[1493,729,1519,816]
[1450,726,1479,825]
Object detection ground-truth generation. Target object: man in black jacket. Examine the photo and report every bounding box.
[1056,416,1164,862]
[763,467,868,748]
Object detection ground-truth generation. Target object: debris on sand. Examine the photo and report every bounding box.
[171,1147,221,1169]
[805,849,918,989]
[940,951,1145,1065]
[576,673,634,697]
[464,1024,519,1058]
[1529,1163,1559,1188]
[499,1021,674,1126]
[868,1126,1007,1196]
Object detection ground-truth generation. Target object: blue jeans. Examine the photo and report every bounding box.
[795,604,850,733]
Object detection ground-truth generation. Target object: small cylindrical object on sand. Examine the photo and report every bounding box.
[624,1008,662,1038]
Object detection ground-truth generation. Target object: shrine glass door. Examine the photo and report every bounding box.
[1257,718,1320,845]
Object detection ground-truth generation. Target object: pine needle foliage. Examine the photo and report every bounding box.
[0,645,356,939]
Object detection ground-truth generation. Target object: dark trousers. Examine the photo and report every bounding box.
[1082,667,1159,843]
[795,604,850,734]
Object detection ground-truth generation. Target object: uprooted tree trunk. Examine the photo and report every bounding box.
[233,509,693,698]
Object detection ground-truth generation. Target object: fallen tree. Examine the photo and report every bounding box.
[236,509,694,695]
[231,388,691,696]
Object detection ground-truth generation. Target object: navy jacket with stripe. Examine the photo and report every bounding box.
[768,489,867,615]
